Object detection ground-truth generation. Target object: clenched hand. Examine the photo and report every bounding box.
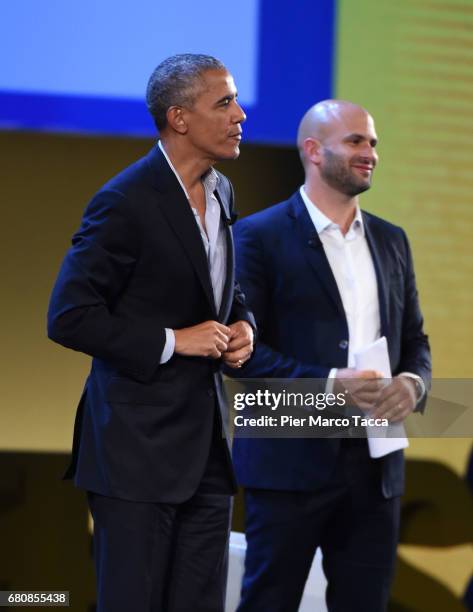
[174,321,232,359]
[222,321,254,369]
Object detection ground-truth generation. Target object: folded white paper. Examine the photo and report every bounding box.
[353,336,409,458]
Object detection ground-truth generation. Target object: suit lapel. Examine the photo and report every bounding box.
[214,185,234,323]
[145,145,217,316]
[289,193,345,318]
[363,213,390,337]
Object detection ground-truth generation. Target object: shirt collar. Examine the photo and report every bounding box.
[299,185,364,236]
[158,140,218,199]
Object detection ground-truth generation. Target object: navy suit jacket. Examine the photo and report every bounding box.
[48,144,255,504]
[231,191,431,498]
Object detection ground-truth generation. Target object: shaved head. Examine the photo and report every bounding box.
[297,99,371,164]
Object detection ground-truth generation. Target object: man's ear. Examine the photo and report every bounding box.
[303,137,323,165]
[166,106,188,135]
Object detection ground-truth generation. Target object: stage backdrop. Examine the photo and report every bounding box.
[0,0,335,144]
[336,0,473,606]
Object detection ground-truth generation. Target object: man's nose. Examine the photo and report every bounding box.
[361,145,378,165]
[234,101,246,123]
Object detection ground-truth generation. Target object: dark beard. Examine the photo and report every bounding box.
[320,148,372,197]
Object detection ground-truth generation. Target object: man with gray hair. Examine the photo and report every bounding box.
[48,53,254,611]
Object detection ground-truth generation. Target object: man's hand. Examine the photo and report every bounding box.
[334,368,384,411]
[222,321,254,369]
[174,321,231,359]
[370,375,417,422]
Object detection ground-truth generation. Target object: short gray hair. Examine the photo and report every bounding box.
[146,53,226,130]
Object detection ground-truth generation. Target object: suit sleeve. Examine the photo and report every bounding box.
[397,229,432,407]
[228,279,257,333]
[228,219,329,379]
[47,189,166,382]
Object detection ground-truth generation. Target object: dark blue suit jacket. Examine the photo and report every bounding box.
[48,144,255,504]
[231,191,431,498]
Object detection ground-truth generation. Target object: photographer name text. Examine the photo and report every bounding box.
[233,414,389,428]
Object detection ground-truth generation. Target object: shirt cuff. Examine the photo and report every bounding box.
[398,372,426,402]
[159,328,175,364]
[325,368,338,393]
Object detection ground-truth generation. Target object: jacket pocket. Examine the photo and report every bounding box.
[106,377,174,405]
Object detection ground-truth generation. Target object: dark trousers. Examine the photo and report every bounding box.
[88,418,234,612]
[238,440,401,612]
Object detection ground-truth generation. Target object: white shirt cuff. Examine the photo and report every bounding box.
[325,368,337,393]
[159,328,175,364]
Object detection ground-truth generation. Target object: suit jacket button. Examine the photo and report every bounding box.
[207,388,215,398]
[339,339,348,349]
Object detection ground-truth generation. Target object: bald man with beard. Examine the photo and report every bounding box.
[230,100,431,611]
